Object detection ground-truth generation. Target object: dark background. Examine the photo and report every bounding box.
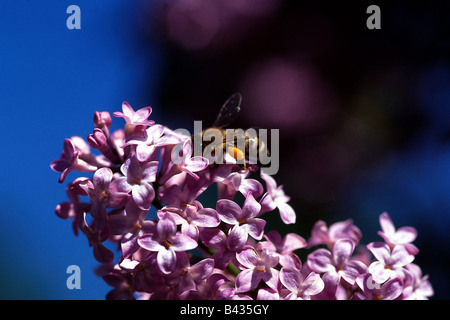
[1,0,449,299]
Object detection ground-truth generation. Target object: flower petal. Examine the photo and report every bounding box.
[216,199,241,224]
[132,183,155,210]
[307,248,334,273]
[227,225,248,251]
[157,248,176,274]
[235,269,260,293]
[242,193,261,219]
[280,267,302,292]
[189,258,214,281]
[193,208,220,227]
[260,172,278,193]
[302,272,325,297]
[379,212,395,236]
[278,202,296,224]
[333,239,355,267]
[137,234,163,252]
[171,234,198,251]
[246,218,266,240]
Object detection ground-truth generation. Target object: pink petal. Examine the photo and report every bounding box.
[171,234,198,251]
[227,225,248,251]
[235,269,260,293]
[332,239,355,267]
[278,202,296,224]
[157,248,176,274]
[246,218,266,240]
[137,234,163,252]
[184,156,209,172]
[280,267,302,292]
[216,199,241,224]
[260,172,278,193]
[379,212,396,236]
[392,226,417,244]
[240,179,263,198]
[236,246,260,269]
[132,183,155,210]
[189,258,214,281]
[283,233,307,251]
[367,242,390,263]
[307,248,334,273]
[302,272,325,296]
[133,106,152,122]
[242,193,261,219]
[92,167,112,190]
[194,208,220,227]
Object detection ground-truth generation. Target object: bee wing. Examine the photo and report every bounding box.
[213,92,242,128]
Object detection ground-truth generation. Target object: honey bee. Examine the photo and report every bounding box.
[192,93,269,168]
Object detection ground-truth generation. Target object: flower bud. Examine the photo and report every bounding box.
[94,111,112,129]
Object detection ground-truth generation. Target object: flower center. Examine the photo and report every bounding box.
[163,239,173,248]
[237,218,246,225]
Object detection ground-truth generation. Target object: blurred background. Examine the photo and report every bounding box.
[1,0,449,299]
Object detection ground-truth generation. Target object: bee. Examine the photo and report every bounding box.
[193,93,269,168]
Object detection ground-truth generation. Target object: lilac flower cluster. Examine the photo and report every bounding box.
[51,102,433,300]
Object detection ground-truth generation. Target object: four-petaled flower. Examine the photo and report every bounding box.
[280,267,324,300]
[217,193,266,245]
[257,230,306,268]
[367,242,415,283]
[260,172,296,224]
[354,274,403,300]
[307,238,367,285]
[50,138,98,183]
[235,246,279,293]
[113,101,155,135]
[138,213,198,274]
[378,212,419,255]
[114,154,158,210]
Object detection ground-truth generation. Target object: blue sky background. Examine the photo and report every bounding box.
[1,1,450,299]
[0,0,161,299]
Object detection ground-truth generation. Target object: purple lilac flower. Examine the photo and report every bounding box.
[217,193,266,243]
[280,267,324,300]
[378,212,419,255]
[308,218,362,249]
[402,263,434,300]
[367,241,415,283]
[51,99,433,300]
[212,165,263,200]
[354,274,403,300]
[259,172,296,224]
[257,230,306,268]
[166,253,215,294]
[113,101,155,136]
[50,138,97,183]
[165,139,209,181]
[307,238,367,285]
[235,246,279,293]
[84,167,131,229]
[160,201,220,241]
[137,213,198,274]
[114,154,157,210]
